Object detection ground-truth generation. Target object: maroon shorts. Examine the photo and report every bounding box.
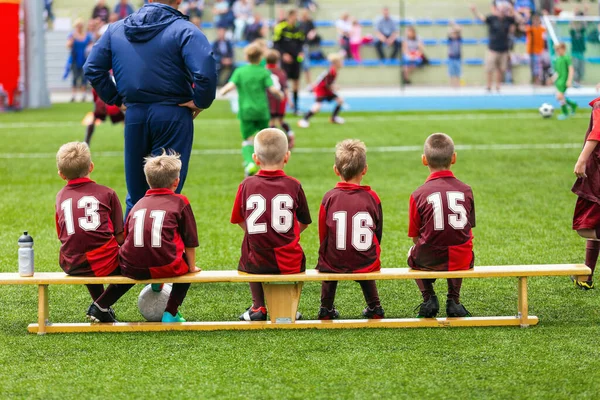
[269,98,287,118]
[94,98,125,124]
[573,197,600,230]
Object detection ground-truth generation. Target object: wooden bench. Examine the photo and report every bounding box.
[0,264,590,334]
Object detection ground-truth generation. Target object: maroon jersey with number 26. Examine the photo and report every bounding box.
[317,182,383,273]
[408,171,475,271]
[231,170,312,274]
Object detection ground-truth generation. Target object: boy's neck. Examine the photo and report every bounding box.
[427,167,452,174]
[341,176,362,185]
[260,164,285,172]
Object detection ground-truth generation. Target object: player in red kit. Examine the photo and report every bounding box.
[408,133,475,318]
[87,151,200,323]
[55,142,124,314]
[265,49,295,149]
[231,128,312,321]
[316,139,384,320]
[82,87,125,146]
[571,97,600,290]
[298,53,345,128]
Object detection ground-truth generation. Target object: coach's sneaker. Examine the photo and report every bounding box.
[415,295,439,318]
[162,311,186,323]
[239,306,268,321]
[86,303,117,323]
[571,276,595,290]
[330,116,345,125]
[244,162,259,177]
[362,305,385,319]
[446,299,472,318]
[297,119,310,128]
[317,307,340,320]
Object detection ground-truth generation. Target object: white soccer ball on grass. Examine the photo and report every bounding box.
[137,283,172,322]
[539,103,554,118]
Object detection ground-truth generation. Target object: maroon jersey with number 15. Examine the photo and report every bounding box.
[231,170,312,274]
[317,182,383,273]
[408,170,475,271]
[119,189,199,280]
[55,178,124,276]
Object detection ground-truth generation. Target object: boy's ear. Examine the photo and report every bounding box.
[173,177,181,189]
[333,165,341,177]
[252,153,260,165]
[283,151,291,165]
[89,162,94,174]
[451,153,457,165]
[362,164,368,176]
[58,170,68,181]
[421,154,429,166]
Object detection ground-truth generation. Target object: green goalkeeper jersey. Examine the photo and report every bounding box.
[554,54,571,89]
[230,64,273,121]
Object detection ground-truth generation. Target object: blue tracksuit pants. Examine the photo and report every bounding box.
[124,104,194,217]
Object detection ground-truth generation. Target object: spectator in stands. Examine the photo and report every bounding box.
[232,0,253,41]
[114,0,134,20]
[374,7,400,62]
[182,1,205,28]
[336,12,352,58]
[349,19,366,62]
[570,13,587,87]
[539,0,554,16]
[45,0,55,28]
[402,26,426,84]
[523,13,546,85]
[299,9,320,84]
[245,12,268,42]
[213,0,234,30]
[297,0,317,13]
[67,19,93,102]
[448,22,462,88]
[213,27,235,87]
[92,0,110,24]
[514,0,535,20]
[471,3,522,92]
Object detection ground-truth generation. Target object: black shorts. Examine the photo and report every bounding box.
[316,94,338,103]
[282,61,301,80]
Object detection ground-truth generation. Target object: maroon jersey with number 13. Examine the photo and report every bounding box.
[231,170,312,274]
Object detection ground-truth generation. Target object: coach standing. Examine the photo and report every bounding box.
[84,0,217,216]
[273,10,305,115]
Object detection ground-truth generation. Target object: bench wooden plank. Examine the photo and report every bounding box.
[27,316,540,333]
[0,265,590,285]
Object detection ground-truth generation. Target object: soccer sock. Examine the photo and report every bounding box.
[320,281,338,309]
[560,101,569,116]
[357,280,381,309]
[165,282,191,316]
[86,284,105,301]
[249,282,265,308]
[416,279,436,302]
[281,122,291,134]
[293,91,299,112]
[585,240,600,281]
[303,111,314,121]
[241,140,254,167]
[84,124,95,145]
[332,104,342,119]
[566,98,578,109]
[95,284,134,309]
[447,278,463,303]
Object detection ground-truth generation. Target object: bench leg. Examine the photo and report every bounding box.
[262,282,303,324]
[37,285,49,335]
[517,277,529,328]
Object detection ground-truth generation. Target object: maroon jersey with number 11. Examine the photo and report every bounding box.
[119,189,199,280]
[55,178,124,276]
[231,170,312,274]
[317,182,383,273]
[408,170,475,271]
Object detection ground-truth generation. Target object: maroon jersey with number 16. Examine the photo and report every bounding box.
[231,170,312,274]
[55,178,123,276]
[317,182,383,273]
[408,171,475,271]
[119,189,199,280]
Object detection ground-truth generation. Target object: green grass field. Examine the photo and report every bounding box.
[1,102,599,399]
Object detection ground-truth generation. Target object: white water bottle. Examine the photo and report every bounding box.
[18,232,34,277]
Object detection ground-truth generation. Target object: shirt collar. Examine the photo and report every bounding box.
[335,182,371,191]
[146,188,174,196]
[590,97,600,107]
[266,64,277,69]
[257,169,286,177]
[67,177,94,186]
[426,170,455,182]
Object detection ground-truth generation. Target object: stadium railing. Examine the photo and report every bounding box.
[0,264,590,334]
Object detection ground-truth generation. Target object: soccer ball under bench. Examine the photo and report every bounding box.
[539,103,554,118]
[137,283,172,322]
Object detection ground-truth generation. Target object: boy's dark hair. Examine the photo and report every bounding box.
[424,133,454,169]
[266,49,280,65]
[335,139,367,181]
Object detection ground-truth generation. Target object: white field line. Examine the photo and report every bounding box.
[0,112,589,130]
[0,143,581,159]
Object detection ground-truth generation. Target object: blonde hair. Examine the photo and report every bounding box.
[335,139,367,181]
[56,142,92,180]
[328,53,344,63]
[143,150,182,189]
[266,49,281,65]
[245,42,264,64]
[254,128,289,166]
[424,133,455,169]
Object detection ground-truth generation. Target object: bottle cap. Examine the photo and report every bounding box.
[18,232,33,243]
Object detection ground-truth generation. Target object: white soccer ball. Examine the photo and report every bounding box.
[137,283,172,322]
[539,103,554,118]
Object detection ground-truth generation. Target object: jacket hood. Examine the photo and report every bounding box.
[124,3,187,43]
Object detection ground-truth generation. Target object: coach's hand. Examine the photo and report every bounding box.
[574,160,587,179]
[179,101,204,120]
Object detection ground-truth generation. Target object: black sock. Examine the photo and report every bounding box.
[86,284,104,301]
[293,91,299,112]
[281,122,291,133]
[96,284,134,309]
[304,111,314,121]
[85,124,94,145]
[332,105,342,118]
